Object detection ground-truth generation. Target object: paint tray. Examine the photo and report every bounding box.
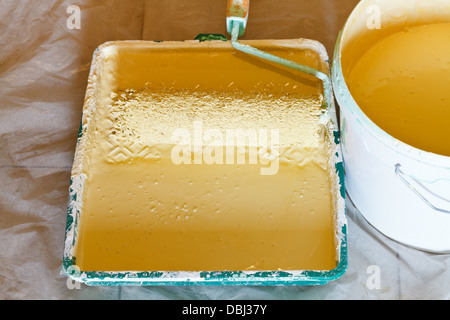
[62,39,347,286]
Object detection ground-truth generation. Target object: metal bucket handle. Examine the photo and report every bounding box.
[395,164,450,214]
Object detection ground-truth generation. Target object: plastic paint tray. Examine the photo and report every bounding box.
[62,39,347,286]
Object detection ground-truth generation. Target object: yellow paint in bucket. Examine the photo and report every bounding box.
[344,22,450,156]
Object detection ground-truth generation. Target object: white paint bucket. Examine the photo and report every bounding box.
[332,0,450,253]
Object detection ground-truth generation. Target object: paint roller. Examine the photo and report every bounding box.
[226,0,332,113]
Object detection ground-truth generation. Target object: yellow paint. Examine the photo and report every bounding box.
[74,42,337,272]
[346,22,450,156]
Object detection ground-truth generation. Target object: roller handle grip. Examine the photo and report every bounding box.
[226,0,250,37]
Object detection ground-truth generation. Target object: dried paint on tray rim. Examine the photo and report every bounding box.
[62,39,348,286]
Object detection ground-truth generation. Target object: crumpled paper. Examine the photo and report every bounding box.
[1,0,448,300]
